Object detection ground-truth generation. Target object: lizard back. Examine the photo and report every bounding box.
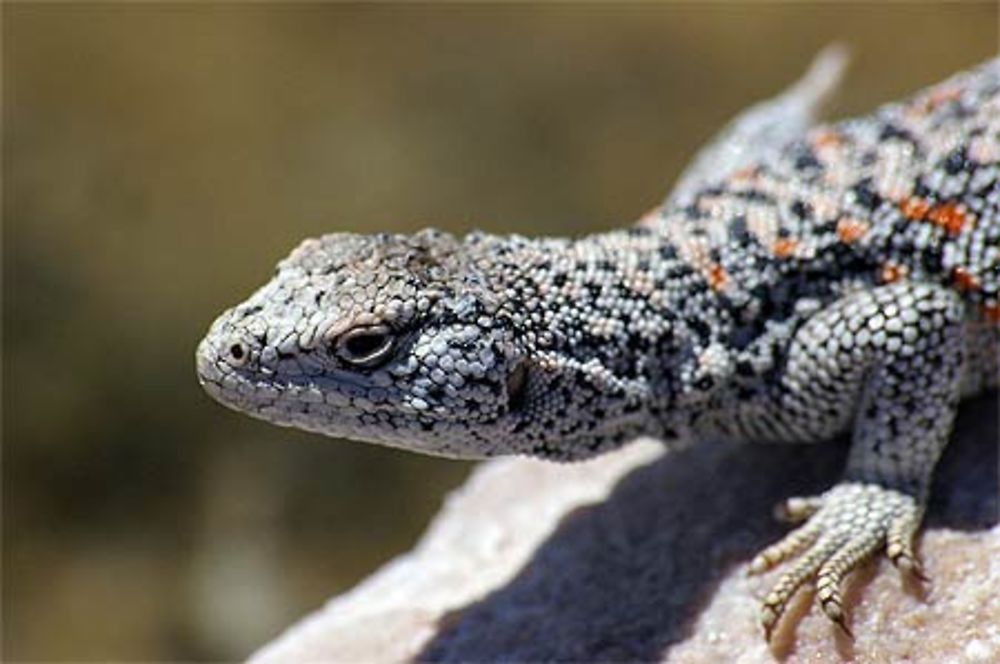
[651,59,1000,326]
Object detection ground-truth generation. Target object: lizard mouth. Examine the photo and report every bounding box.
[506,360,529,413]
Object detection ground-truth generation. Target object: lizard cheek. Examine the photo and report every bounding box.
[506,360,529,413]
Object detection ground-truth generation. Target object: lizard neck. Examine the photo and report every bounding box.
[465,228,738,450]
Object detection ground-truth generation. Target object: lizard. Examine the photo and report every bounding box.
[196,52,1000,641]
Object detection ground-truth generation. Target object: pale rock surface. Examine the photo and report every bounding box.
[250,395,998,664]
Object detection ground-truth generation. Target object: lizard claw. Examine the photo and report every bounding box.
[887,510,931,582]
[774,494,824,523]
[750,482,923,640]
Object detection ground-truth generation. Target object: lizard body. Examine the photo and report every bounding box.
[197,55,999,639]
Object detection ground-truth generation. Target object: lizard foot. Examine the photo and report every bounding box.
[747,482,925,640]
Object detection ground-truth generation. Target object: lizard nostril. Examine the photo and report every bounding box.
[226,341,250,367]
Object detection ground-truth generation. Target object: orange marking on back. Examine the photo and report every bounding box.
[951,267,981,292]
[906,86,960,118]
[900,197,932,220]
[879,262,908,284]
[636,205,662,228]
[983,304,1000,323]
[899,198,969,236]
[927,201,969,236]
[812,130,843,149]
[927,85,962,109]
[706,263,728,291]
[836,217,870,244]
[772,238,799,258]
[728,167,759,184]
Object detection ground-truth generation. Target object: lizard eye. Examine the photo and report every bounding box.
[334,324,396,368]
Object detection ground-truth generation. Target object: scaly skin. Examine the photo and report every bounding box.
[196,55,999,640]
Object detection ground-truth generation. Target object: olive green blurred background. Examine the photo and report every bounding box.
[4,3,995,661]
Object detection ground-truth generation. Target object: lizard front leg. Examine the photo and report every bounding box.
[747,282,967,639]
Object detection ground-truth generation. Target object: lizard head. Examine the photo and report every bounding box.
[197,229,534,458]
[197,228,658,459]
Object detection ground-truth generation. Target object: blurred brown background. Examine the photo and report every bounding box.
[4,4,996,661]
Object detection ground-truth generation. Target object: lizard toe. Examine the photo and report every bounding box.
[749,517,822,575]
[774,494,825,523]
[759,536,838,640]
[754,481,923,640]
[886,503,928,581]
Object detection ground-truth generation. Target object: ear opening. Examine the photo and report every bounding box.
[506,359,530,413]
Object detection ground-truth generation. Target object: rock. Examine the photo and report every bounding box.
[249,395,998,663]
